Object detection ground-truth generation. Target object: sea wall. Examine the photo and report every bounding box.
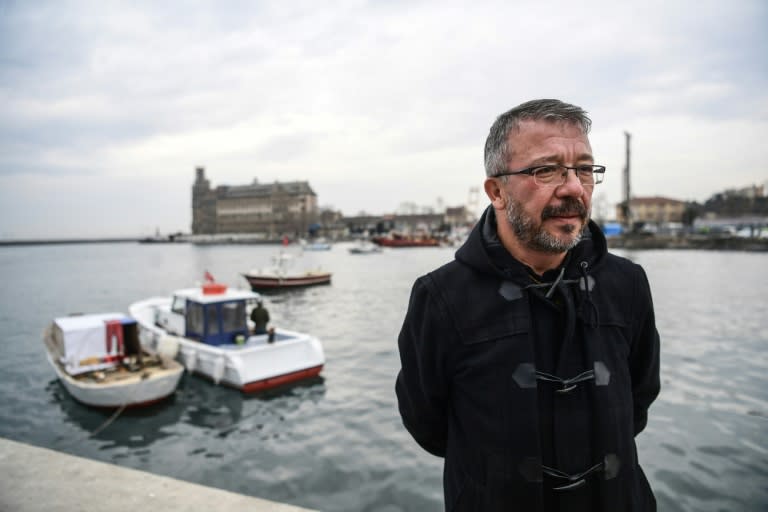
[0,437,318,512]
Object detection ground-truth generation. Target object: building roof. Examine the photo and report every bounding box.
[216,180,316,199]
[630,196,687,206]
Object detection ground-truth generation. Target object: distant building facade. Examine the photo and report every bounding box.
[191,167,318,238]
[341,205,474,237]
[190,167,480,240]
[721,183,765,200]
[616,196,687,225]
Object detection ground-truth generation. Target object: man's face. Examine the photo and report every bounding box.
[500,120,594,254]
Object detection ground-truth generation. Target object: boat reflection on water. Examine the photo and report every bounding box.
[48,371,327,447]
[181,374,327,435]
[47,377,184,449]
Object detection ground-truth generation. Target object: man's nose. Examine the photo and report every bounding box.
[556,169,586,195]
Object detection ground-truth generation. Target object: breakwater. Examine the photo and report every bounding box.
[607,234,768,251]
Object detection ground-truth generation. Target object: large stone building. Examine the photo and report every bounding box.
[191,167,319,238]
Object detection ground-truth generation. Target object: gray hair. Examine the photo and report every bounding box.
[484,99,592,177]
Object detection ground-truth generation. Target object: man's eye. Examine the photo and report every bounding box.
[532,166,558,179]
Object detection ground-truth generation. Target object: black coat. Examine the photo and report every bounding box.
[396,207,660,511]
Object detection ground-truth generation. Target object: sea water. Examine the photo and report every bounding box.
[0,242,765,511]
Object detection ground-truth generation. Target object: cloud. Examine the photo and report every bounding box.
[0,0,766,237]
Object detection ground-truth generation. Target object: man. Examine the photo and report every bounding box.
[250,300,270,335]
[396,99,660,511]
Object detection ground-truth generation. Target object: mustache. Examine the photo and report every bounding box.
[541,198,588,221]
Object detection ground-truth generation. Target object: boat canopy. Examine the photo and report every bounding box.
[170,287,260,346]
[52,313,138,375]
[172,287,260,304]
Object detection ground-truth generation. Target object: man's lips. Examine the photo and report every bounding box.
[542,199,587,221]
[544,212,584,221]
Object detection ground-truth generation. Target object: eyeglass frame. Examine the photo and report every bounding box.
[494,164,606,187]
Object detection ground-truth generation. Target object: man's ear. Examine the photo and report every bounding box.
[484,177,506,210]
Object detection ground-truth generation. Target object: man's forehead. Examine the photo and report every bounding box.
[507,120,592,161]
[513,118,586,134]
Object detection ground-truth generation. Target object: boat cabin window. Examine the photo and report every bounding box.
[221,301,246,331]
[184,300,249,345]
[186,302,204,336]
[207,305,221,336]
[171,295,186,315]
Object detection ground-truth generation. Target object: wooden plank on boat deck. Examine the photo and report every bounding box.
[0,437,319,512]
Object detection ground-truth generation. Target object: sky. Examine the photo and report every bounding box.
[1,0,767,239]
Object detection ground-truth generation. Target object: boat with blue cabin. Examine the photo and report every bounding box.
[128,280,325,393]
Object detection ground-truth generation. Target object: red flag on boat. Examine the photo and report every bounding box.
[282,235,289,246]
[204,270,215,283]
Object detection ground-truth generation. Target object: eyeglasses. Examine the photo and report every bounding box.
[495,164,606,187]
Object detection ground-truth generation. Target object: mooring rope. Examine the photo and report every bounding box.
[89,369,150,437]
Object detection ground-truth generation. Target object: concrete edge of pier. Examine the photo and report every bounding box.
[0,437,319,512]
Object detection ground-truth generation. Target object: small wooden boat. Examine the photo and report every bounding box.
[129,279,325,393]
[43,313,184,408]
[241,252,331,291]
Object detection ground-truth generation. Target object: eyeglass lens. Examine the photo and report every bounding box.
[534,166,602,186]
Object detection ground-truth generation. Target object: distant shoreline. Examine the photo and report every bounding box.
[0,238,139,247]
[2,233,766,251]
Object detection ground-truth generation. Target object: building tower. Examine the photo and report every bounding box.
[191,167,216,234]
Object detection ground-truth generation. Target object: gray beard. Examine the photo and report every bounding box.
[505,196,587,254]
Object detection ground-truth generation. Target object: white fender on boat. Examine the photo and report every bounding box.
[184,348,197,372]
[212,356,225,384]
[156,335,181,359]
[139,328,157,349]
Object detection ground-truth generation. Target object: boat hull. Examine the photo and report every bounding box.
[348,244,382,254]
[371,237,440,247]
[242,273,332,290]
[192,364,324,393]
[44,350,183,408]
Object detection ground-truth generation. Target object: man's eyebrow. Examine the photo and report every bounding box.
[528,153,594,164]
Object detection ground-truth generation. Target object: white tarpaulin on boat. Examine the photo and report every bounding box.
[53,313,130,375]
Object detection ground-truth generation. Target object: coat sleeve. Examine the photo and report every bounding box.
[395,276,452,457]
[629,266,661,436]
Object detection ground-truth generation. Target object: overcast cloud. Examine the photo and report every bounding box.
[1,0,766,238]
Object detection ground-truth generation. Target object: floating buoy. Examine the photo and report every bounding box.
[157,335,180,359]
[184,349,197,372]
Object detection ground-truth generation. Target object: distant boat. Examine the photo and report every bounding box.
[242,252,332,291]
[371,232,441,248]
[300,238,332,251]
[138,229,184,244]
[129,280,324,393]
[348,241,382,254]
[43,313,184,408]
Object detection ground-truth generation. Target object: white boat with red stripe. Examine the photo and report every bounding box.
[128,274,325,393]
[241,251,331,291]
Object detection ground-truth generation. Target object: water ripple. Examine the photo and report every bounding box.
[0,245,766,510]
